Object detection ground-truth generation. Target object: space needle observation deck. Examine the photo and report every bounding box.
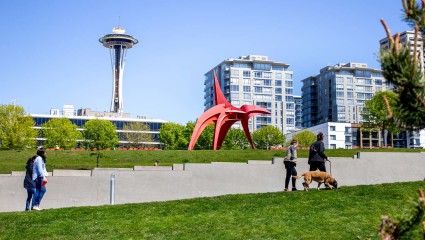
[99,27,138,113]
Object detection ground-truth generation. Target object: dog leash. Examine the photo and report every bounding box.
[327,159,332,176]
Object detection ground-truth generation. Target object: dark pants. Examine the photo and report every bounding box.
[284,162,297,189]
[25,187,36,211]
[309,162,327,172]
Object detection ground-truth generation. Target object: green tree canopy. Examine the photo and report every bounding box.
[83,119,118,150]
[0,104,37,150]
[222,128,248,150]
[194,125,214,150]
[158,122,188,150]
[41,117,82,149]
[252,126,284,150]
[361,91,399,133]
[291,130,316,147]
[123,122,153,148]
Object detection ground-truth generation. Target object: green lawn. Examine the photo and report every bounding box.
[0,181,424,239]
[0,148,422,174]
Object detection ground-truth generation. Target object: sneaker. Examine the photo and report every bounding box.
[31,206,41,211]
[283,188,289,192]
[291,188,298,191]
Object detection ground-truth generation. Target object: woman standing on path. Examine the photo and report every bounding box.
[283,140,298,191]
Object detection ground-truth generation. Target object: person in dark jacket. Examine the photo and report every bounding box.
[23,156,36,211]
[32,147,48,210]
[308,132,330,172]
[284,140,298,191]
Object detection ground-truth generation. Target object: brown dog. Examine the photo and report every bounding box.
[292,171,338,191]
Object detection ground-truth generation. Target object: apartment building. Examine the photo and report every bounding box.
[301,63,392,128]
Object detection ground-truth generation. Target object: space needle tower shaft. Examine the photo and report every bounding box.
[99,27,138,113]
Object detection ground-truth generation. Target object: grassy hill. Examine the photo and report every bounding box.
[0,181,424,239]
[0,148,422,174]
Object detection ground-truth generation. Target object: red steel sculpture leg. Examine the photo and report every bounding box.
[188,70,271,150]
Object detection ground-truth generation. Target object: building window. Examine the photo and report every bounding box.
[285,96,294,102]
[272,65,284,71]
[243,93,251,99]
[286,118,294,125]
[275,95,282,101]
[231,70,239,77]
[243,71,251,77]
[345,127,351,133]
[254,72,262,78]
[286,103,294,109]
[230,85,239,91]
[346,99,354,105]
[275,80,282,86]
[275,88,282,94]
[254,79,263,85]
[345,136,351,142]
[330,144,336,149]
[285,88,293,94]
[336,91,344,98]
[275,73,282,79]
[285,73,293,79]
[330,126,336,131]
[243,86,251,92]
[232,100,240,106]
[330,135,336,140]
[253,63,271,70]
[285,81,293,87]
[254,86,263,93]
[263,72,272,78]
[243,78,251,84]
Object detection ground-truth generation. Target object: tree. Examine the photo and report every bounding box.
[222,128,248,150]
[252,126,285,150]
[158,122,187,150]
[123,122,153,148]
[0,104,37,149]
[379,188,425,239]
[361,91,400,146]
[83,119,118,150]
[380,1,425,129]
[41,118,82,149]
[291,130,316,147]
[194,125,214,150]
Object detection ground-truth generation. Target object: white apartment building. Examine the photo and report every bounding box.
[204,55,295,134]
[286,122,352,149]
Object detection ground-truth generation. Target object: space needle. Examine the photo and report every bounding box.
[99,27,138,114]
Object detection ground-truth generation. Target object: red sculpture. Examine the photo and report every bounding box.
[188,70,271,150]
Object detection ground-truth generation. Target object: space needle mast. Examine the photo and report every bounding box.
[99,26,138,113]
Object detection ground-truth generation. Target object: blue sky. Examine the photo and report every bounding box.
[1,1,408,124]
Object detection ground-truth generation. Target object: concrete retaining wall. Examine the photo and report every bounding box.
[0,152,423,212]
